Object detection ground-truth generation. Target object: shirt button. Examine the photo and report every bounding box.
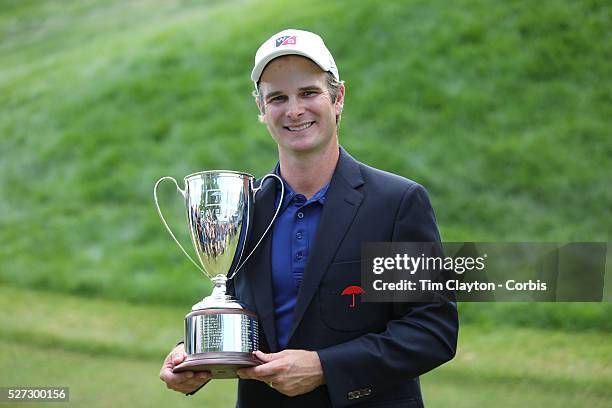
[296,252,303,260]
[296,231,303,239]
[294,195,305,206]
[297,212,304,219]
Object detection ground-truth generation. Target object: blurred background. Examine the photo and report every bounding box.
[0,0,610,406]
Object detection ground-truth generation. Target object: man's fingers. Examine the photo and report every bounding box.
[160,369,195,384]
[160,345,211,395]
[237,351,284,379]
[238,360,284,379]
[175,371,210,385]
[162,346,186,370]
[172,351,186,366]
[236,367,255,379]
[254,374,277,384]
[179,377,208,389]
[171,380,206,394]
[236,369,274,383]
[161,370,211,394]
[237,365,272,379]
[250,366,273,378]
[254,350,278,363]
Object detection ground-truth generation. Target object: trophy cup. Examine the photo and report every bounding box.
[154,170,283,378]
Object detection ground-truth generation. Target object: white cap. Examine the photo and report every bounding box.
[251,29,339,86]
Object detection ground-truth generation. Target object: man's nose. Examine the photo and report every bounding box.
[286,96,304,119]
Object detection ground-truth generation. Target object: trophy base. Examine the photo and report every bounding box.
[173,352,261,379]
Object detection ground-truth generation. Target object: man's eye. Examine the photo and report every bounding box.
[302,91,317,97]
[268,96,286,103]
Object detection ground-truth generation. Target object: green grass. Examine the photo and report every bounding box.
[0,285,236,407]
[457,302,612,333]
[0,340,237,408]
[1,286,610,407]
[422,326,612,408]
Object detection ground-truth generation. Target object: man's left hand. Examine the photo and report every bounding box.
[236,349,325,397]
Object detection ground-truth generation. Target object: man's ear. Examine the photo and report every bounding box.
[335,83,345,116]
[255,96,266,124]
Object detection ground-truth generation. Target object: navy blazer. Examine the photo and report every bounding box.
[228,148,458,408]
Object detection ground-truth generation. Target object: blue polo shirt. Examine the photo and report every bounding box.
[271,170,329,350]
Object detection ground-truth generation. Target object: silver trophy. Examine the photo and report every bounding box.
[154,170,283,378]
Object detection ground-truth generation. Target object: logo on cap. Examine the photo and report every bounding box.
[275,35,297,47]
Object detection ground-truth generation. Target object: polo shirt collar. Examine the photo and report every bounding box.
[273,163,329,210]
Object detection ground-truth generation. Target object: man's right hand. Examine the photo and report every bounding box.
[159,344,211,394]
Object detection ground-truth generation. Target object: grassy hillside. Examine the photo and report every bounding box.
[1,0,610,317]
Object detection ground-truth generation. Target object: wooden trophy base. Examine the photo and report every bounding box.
[173,352,261,379]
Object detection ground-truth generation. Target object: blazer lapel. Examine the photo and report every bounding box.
[247,177,279,351]
[287,149,364,342]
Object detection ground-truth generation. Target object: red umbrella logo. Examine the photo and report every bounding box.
[341,285,364,308]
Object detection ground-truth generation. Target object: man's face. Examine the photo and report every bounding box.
[257,55,344,156]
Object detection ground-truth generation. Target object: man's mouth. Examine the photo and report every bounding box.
[284,122,315,132]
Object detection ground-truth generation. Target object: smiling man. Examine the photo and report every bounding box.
[255,54,343,194]
[160,29,458,407]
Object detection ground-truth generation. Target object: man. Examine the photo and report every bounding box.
[160,29,458,407]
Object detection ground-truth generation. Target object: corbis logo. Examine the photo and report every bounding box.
[275,35,297,47]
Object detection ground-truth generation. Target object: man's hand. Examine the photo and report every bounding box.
[159,344,211,394]
[236,350,325,397]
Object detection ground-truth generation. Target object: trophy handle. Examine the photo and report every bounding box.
[154,176,208,276]
[230,173,285,279]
